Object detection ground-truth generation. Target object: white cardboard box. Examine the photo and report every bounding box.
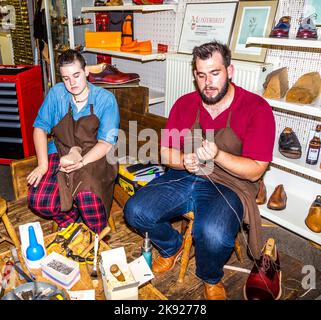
[100,247,154,300]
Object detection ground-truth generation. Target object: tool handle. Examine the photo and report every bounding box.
[93,234,99,269]
[80,226,110,257]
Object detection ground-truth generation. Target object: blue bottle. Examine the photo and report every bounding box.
[26,226,45,261]
[141,232,152,269]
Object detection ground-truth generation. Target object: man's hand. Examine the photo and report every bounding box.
[59,160,84,173]
[196,139,219,162]
[27,165,48,188]
[183,153,200,173]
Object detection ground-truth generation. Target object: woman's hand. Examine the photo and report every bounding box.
[183,153,200,173]
[60,160,84,173]
[27,165,48,188]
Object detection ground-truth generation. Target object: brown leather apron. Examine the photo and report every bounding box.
[191,109,263,259]
[52,103,118,218]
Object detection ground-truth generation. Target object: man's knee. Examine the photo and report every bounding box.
[124,196,151,229]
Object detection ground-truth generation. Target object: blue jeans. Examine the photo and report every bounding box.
[124,169,243,284]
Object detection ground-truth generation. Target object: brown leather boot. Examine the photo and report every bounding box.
[256,179,267,205]
[267,184,287,210]
[204,281,227,300]
[305,195,321,233]
[152,242,184,273]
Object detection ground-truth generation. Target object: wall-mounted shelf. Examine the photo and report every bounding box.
[246,36,321,49]
[262,96,321,118]
[81,4,178,13]
[84,47,167,62]
[272,143,321,180]
[259,182,321,246]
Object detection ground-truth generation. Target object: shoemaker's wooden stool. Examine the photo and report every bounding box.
[10,156,116,233]
[178,211,244,283]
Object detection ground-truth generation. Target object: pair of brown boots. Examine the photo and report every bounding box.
[256,180,287,210]
[263,68,321,104]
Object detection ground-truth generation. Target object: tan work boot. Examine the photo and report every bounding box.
[152,242,184,273]
[204,281,227,300]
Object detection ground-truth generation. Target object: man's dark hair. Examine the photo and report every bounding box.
[192,41,231,69]
[58,49,86,69]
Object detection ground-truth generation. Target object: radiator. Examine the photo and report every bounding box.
[165,53,273,117]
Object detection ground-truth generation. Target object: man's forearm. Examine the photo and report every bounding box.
[214,150,269,182]
[82,140,113,166]
[33,128,48,169]
[160,147,185,169]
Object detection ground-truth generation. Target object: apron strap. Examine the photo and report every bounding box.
[68,102,72,115]
[90,104,94,114]
[226,110,233,128]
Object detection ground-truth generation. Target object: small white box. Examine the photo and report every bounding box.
[101,247,139,300]
[41,252,80,289]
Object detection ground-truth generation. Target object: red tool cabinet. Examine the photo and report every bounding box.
[0,65,43,164]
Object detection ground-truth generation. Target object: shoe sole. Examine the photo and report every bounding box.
[279,150,302,159]
[267,204,286,210]
[243,271,282,300]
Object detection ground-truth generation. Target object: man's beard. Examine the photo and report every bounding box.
[200,77,230,105]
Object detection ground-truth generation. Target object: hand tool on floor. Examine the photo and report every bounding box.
[80,225,111,258]
[61,224,82,251]
[46,222,79,250]
[10,247,25,281]
[90,234,99,279]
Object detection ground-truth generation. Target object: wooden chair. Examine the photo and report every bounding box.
[0,197,21,249]
[178,211,243,283]
[10,155,116,232]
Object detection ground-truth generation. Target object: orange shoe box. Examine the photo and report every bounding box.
[85,31,121,48]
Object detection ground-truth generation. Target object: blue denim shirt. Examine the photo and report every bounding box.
[33,82,119,154]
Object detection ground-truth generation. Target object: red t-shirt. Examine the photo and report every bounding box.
[161,83,276,162]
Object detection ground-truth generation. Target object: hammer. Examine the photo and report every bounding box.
[79,225,111,258]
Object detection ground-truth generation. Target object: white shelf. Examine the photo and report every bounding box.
[246,36,321,49]
[259,182,321,246]
[272,142,321,180]
[84,47,166,62]
[149,89,164,105]
[81,4,177,13]
[266,97,321,118]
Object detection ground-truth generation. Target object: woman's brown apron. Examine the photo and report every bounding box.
[191,109,263,259]
[52,103,118,218]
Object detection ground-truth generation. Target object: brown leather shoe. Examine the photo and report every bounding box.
[305,195,321,233]
[267,184,287,210]
[204,281,227,300]
[256,179,267,205]
[152,242,184,273]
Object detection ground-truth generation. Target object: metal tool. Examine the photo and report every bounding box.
[10,247,24,281]
[13,264,34,283]
[46,222,79,250]
[61,224,82,250]
[90,234,99,278]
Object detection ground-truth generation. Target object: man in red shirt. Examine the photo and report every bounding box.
[124,41,275,299]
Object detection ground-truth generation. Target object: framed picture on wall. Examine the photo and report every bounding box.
[178,2,238,54]
[303,0,321,25]
[230,0,278,63]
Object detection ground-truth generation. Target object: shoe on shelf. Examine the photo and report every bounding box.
[152,242,184,273]
[60,146,82,167]
[120,40,152,53]
[105,0,124,6]
[278,127,302,159]
[87,63,140,84]
[94,0,106,6]
[270,16,291,38]
[267,184,287,210]
[244,238,282,300]
[204,281,227,300]
[256,179,267,205]
[305,195,321,233]
[296,14,318,39]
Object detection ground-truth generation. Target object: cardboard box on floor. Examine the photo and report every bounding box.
[100,247,154,300]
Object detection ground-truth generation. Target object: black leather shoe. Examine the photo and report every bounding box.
[278,127,302,159]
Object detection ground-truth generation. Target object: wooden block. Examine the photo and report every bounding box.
[263,67,289,99]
